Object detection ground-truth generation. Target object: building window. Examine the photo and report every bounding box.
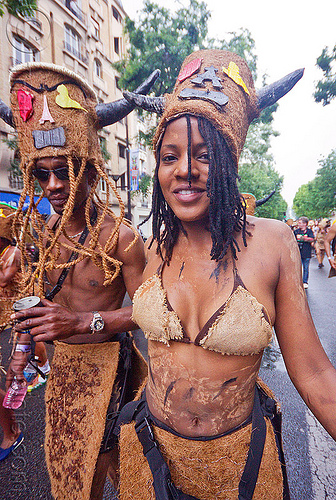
[115,76,120,90]
[12,36,39,65]
[100,177,107,192]
[112,6,121,22]
[65,0,84,23]
[64,25,81,60]
[94,58,102,78]
[120,173,126,191]
[91,17,100,40]
[118,143,126,159]
[114,37,119,55]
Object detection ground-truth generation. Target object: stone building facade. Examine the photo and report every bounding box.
[0,0,153,232]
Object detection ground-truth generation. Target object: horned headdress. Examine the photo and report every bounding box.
[0,63,159,296]
[123,50,303,262]
[123,50,303,167]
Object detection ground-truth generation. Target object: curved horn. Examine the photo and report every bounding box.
[257,68,304,111]
[123,91,165,114]
[95,69,161,128]
[256,189,276,207]
[0,99,15,128]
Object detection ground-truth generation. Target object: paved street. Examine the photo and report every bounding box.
[0,254,335,499]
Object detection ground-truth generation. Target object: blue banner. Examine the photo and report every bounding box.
[0,191,51,214]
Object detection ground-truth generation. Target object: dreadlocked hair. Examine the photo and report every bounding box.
[147,114,249,263]
[12,155,138,298]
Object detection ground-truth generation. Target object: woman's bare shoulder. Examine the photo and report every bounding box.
[247,216,295,240]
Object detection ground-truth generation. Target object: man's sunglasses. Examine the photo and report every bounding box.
[32,167,79,182]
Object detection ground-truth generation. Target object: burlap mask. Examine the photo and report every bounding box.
[153,50,260,168]
[10,62,102,168]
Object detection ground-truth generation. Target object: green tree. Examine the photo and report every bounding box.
[293,150,336,218]
[114,0,210,94]
[238,121,287,220]
[314,45,336,105]
[0,0,36,17]
[292,182,318,220]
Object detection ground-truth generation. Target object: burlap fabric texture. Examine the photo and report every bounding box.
[45,338,147,500]
[10,63,102,168]
[153,50,259,168]
[45,341,120,500]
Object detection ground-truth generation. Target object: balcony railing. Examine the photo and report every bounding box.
[64,0,87,24]
[8,172,23,190]
[63,41,88,64]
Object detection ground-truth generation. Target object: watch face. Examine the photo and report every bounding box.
[94,319,104,331]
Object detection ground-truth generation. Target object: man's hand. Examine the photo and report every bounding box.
[6,352,28,389]
[11,299,91,342]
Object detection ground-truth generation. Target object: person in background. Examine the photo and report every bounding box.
[324,219,336,270]
[294,216,315,288]
[315,218,329,269]
[0,207,23,461]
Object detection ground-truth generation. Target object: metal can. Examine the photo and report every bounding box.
[13,296,43,354]
[13,296,42,312]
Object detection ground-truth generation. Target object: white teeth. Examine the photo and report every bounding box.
[178,190,198,195]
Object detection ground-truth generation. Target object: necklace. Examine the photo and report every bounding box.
[68,230,83,238]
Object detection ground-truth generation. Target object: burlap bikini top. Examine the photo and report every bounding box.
[132,261,273,356]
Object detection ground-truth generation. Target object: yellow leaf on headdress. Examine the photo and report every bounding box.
[222,62,250,95]
[55,84,87,112]
[0,209,5,218]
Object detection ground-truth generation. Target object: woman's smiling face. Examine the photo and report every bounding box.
[158,116,210,224]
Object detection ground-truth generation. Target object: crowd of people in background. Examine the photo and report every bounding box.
[286,216,334,287]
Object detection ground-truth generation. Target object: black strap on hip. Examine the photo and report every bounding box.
[45,205,98,301]
[238,386,266,500]
[114,385,289,500]
[100,332,133,454]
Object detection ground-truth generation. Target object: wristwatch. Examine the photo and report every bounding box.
[90,312,104,334]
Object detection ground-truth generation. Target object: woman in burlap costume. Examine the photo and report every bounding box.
[0,63,158,499]
[116,49,336,500]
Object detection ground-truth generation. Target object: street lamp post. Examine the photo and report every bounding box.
[125,116,132,221]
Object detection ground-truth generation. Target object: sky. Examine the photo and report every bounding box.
[121,0,336,208]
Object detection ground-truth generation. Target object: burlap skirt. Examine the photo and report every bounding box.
[45,340,120,500]
[119,408,284,500]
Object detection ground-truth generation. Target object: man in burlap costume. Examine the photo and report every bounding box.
[113,49,336,500]
[1,63,158,499]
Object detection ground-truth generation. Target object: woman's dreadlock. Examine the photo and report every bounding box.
[147,114,249,263]
[12,155,138,298]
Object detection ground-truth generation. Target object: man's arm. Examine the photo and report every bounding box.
[12,226,146,342]
[0,247,20,287]
[304,228,315,243]
[324,225,336,269]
